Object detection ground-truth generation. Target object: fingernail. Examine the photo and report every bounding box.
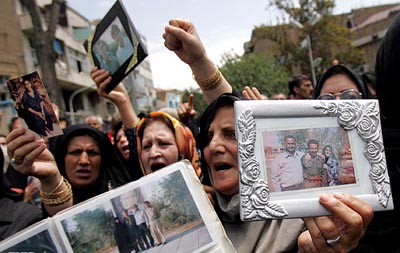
[319,193,333,203]
[333,192,346,200]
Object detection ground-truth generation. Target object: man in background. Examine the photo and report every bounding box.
[288,74,314,99]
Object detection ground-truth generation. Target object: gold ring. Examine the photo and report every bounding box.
[10,157,22,165]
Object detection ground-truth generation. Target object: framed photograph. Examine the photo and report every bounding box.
[52,160,234,252]
[83,0,148,93]
[6,71,63,138]
[235,99,393,220]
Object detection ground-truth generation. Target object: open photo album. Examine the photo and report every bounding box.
[0,160,235,253]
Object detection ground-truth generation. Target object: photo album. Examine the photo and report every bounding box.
[0,160,235,253]
[83,0,148,93]
[235,99,393,220]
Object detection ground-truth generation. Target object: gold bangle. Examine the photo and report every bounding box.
[193,67,222,91]
[122,122,136,130]
[42,176,64,195]
[41,191,73,206]
[40,179,73,206]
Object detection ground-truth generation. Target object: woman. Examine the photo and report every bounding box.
[322,145,340,186]
[6,124,131,217]
[90,68,201,178]
[164,18,374,252]
[313,64,372,99]
[113,217,132,253]
[136,111,200,177]
[52,124,130,204]
[113,121,143,181]
[20,79,52,137]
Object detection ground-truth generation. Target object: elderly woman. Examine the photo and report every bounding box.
[90,68,201,178]
[163,18,374,252]
[313,64,372,100]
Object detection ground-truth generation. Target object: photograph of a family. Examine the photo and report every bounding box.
[58,170,212,253]
[263,126,356,193]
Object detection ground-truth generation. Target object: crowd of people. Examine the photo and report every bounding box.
[1,13,400,253]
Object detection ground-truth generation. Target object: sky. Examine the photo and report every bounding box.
[68,0,400,91]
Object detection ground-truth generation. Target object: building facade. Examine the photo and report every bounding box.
[246,3,400,77]
[0,0,156,134]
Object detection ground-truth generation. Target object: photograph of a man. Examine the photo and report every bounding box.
[271,135,305,192]
[302,139,328,188]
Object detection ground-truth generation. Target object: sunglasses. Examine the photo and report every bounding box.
[317,89,362,100]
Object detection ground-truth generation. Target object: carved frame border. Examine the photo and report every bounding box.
[236,100,392,220]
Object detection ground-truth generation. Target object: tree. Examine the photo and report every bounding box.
[21,0,66,113]
[219,52,290,97]
[262,0,366,77]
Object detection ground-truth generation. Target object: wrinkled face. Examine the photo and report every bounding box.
[140,120,179,174]
[285,137,296,154]
[309,143,319,158]
[295,79,314,99]
[116,128,130,160]
[65,136,101,188]
[204,106,239,196]
[324,147,332,157]
[86,117,103,130]
[320,74,360,99]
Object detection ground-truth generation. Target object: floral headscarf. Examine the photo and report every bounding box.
[136,111,201,177]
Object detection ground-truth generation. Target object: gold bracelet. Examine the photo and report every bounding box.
[42,176,64,195]
[122,122,136,130]
[40,178,73,205]
[193,67,222,91]
[41,190,73,206]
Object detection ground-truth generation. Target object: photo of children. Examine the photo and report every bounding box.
[6,71,63,138]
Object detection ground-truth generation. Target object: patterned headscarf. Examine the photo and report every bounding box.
[136,111,201,177]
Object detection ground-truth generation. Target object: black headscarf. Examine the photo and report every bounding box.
[351,14,400,253]
[375,14,400,129]
[113,121,143,181]
[197,93,241,188]
[313,64,372,99]
[52,124,130,204]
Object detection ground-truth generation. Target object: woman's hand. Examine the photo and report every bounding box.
[298,193,373,253]
[6,128,59,182]
[90,67,129,104]
[242,86,268,100]
[90,66,139,127]
[163,18,206,67]
[178,94,196,123]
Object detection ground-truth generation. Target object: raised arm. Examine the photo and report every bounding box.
[90,67,139,128]
[163,18,232,104]
[6,128,73,216]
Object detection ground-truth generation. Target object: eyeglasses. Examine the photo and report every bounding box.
[317,89,362,100]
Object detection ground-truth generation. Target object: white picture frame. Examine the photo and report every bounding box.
[235,99,393,220]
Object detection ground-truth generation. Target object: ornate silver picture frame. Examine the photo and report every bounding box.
[235,100,393,220]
